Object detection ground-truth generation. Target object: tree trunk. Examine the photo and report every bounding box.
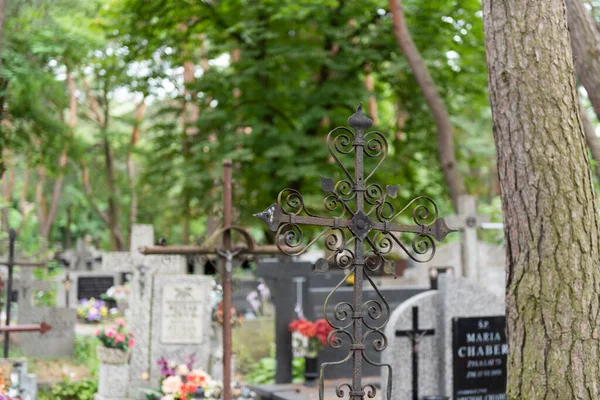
[127,100,146,243]
[181,60,197,244]
[483,1,600,398]
[388,0,466,212]
[40,148,67,239]
[103,134,124,251]
[565,0,600,170]
[566,0,600,120]
[580,101,600,180]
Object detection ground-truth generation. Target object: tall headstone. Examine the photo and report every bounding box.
[383,275,505,399]
[256,260,313,384]
[149,275,212,384]
[102,225,188,399]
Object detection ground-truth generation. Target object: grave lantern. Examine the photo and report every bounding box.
[255,104,455,400]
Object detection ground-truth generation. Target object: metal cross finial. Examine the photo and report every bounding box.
[256,104,455,400]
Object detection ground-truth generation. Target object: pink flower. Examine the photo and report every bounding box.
[105,328,116,338]
[128,339,135,348]
[115,318,125,327]
[94,329,100,336]
[115,333,125,343]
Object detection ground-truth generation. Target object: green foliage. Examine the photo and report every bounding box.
[39,378,98,400]
[74,336,100,377]
[245,351,305,384]
[0,0,502,250]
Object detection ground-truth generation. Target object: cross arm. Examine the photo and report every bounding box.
[255,203,455,242]
[0,322,51,334]
[0,261,48,268]
[140,244,282,256]
[395,329,435,337]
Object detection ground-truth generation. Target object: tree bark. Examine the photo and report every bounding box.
[580,101,600,180]
[388,0,466,212]
[566,0,600,120]
[483,1,600,398]
[566,0,600,171]
[127,100,146,244]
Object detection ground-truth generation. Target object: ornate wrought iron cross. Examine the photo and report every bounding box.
[255,104,454,400]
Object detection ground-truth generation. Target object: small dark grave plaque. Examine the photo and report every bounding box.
[452,316,507,400]
[77,276,115,300]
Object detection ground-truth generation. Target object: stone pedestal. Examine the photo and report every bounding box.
[96,348,130,400]
[97,362,129,399]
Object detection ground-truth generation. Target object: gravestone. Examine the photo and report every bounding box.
[383,275,505,399]
[15,269,77,358]
[256,260,313,384]
[452,316,507,399]
[149,275,213,385]
[55,271,118,308]
[101,225,189,399]
[17,307,76,358]
[404,241,505,298]
[306,281,427,379]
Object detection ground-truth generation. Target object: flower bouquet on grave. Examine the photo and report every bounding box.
[289,318,334,386]
[95,318,134,363]
[0,369,22,400]
[289,318,333,358]
[101,285,130,314]
[77,297,109,323]
[146,355,256,400]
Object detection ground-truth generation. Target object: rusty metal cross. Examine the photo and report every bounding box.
[141,161,282,400]
[0,229,51,358]
[255,104,454,400]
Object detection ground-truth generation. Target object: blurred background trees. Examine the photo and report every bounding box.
[2,0,594,252]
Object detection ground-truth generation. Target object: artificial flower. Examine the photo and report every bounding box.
[161,375,182,394]
[176,364,190,376]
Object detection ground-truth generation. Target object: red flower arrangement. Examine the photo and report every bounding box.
[289,318,334,357]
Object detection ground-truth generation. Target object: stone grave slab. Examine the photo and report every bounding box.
[383,275,505,399]
[17,307,76,358]
[149,275,213,385]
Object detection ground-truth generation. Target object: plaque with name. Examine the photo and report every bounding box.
[452,316,507,400]
[161,284,205,344]
[77,276,115,300]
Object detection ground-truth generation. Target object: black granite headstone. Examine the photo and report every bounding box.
[452,316,507,400]
[256,261,313,384]
[306,284,427,379]
[77,276,115,300]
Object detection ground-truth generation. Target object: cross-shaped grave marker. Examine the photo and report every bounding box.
[141,161,284,400]
[395,306,435,400]
[255,104,455,400]
[445,195,490,279]
[0,230,51,358]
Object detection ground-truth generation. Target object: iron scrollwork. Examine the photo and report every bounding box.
[255,104,455,399]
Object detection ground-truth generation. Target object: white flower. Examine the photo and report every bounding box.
[176,364,190,376]
[161,396,175,400]
[161,376,182,394]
